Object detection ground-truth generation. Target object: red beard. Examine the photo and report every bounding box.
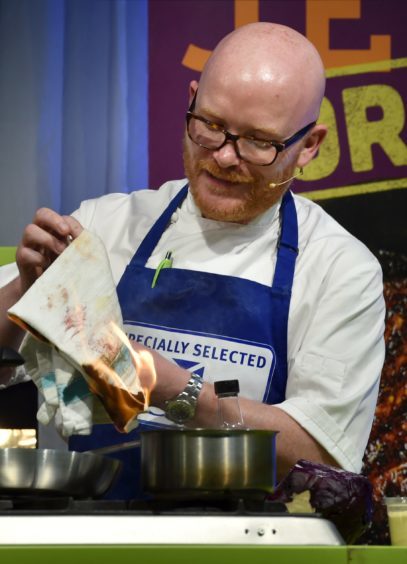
[182,139,296,223]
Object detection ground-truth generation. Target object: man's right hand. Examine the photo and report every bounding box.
[0,208,83,382]
[16,208,83,294]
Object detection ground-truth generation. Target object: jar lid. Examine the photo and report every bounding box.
[214,379,240,397]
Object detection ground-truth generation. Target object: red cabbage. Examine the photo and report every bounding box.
[267,459,373,543]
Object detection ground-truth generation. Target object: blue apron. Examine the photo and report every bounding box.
[70,184,298,499]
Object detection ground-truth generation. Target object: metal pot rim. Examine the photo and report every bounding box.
[140,428,279,437]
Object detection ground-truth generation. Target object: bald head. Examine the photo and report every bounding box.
[198,23,326,132]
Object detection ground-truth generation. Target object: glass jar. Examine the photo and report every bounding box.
[214,379,245,429]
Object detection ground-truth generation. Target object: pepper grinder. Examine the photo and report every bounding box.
[214,379,245,429]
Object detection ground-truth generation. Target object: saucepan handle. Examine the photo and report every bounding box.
[86,439,141,456]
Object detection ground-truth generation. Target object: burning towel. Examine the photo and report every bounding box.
[8,229,147,435]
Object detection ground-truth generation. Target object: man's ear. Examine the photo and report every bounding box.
[296,124,328,168]
[188,80,199,105]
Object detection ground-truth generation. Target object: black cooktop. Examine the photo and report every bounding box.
[0,494,287,515]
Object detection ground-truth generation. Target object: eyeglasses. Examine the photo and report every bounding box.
[186,92,316,166]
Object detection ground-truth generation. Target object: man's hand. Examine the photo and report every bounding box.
[16,208,83,293]
[131,341,338,479]
[0,209,83,381]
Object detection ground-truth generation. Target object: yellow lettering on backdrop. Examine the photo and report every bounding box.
[182,0,259,71]
[183,0,391,72]
[343,85,407,172]
[307,0,391,70]
[302,97,340,181]
[234,0,259,29]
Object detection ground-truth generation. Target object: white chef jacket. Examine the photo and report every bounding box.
[0,179,386,472]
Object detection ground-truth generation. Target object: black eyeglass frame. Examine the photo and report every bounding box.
[186,91,316,166]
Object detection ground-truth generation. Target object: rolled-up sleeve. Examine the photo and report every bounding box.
[278,237,385,472]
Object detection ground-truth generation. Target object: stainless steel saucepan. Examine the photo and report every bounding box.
[140,428,278,498]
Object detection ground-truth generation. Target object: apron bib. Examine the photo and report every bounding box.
[70,184,298,499]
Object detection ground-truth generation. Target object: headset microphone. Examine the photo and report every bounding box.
[268,167,303,189]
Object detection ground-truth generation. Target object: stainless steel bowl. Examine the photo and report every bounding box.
[0,448,121,498]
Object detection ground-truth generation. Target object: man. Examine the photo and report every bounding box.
[0,23,385,497]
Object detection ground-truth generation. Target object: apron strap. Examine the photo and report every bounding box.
[266,190,298,404]
[130,183,189,266]
[272,190,298,292]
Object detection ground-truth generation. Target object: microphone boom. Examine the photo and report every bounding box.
[268,167,303,189]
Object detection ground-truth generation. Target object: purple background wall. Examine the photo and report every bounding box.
[148,0,406,197]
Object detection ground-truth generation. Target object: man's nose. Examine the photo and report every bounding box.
[212,141,241,168]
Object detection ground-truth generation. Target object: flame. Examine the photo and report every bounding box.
[109,322,157,410]
[82,321,157,432]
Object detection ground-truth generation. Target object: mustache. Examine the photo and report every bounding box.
[198,160,254,184]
